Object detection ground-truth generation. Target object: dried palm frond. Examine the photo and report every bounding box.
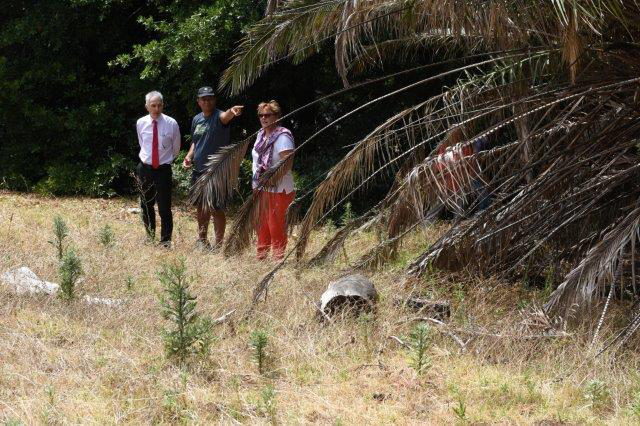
[294,51,542,259]
[220,0,566,95]
[223,190,263,257]
[189,138,252,212]
[220,0,640,335]
[306,209,377,267]
[546,202,640,317]
[265,0,279,16]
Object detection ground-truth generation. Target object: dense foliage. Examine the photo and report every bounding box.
[0,0,430,208]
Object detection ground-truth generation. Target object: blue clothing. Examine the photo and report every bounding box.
[473,135,489,153]
[191,110,231,173]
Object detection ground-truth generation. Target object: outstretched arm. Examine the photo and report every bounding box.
[219,105,244,125]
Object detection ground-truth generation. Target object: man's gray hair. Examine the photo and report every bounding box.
[145,91,163,104]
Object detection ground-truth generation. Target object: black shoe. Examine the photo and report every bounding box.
[159,240,172,249]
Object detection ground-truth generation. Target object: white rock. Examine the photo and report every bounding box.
[127,207,141,214]
[1,267,59,295]
[1,267,123,308]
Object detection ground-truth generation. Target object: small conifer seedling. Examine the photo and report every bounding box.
[408,323,432,374]
[98,224,115,247]
[159,259,213,363]
[49,215,68,260]
[250,329,269,374]
[59,248,82,301]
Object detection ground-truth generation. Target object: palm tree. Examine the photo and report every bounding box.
[192,0,640,337]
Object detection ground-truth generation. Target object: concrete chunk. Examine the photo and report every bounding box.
[320,274,378,317]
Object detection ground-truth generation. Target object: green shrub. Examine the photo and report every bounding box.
[172,151,192,200]
[34,156,132,197]
[237,159,254,200]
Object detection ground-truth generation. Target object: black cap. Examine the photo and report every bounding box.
[197,86,216,98]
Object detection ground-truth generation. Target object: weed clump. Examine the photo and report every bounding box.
[259,384,277,423]
[584,379,610,412]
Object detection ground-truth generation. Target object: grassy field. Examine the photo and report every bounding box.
[1,191,640,425]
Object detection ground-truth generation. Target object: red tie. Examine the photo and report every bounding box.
[152,119,159,169]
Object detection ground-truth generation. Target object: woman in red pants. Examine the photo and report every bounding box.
[252,100,295,260]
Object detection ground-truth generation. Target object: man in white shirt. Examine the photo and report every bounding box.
[136,91,181,246]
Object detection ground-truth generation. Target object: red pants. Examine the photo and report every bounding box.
[256,190,295,260]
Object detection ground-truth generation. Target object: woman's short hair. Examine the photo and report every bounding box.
[257,100,282,117]
[443,126,465,149]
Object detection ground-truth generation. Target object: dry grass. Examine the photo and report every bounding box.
[1,191,640,424]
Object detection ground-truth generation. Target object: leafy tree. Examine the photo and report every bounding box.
[0,0,153,194]
[0,0,264,196]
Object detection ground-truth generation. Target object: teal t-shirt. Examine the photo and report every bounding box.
[191,110,231,173]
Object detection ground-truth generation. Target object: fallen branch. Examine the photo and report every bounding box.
[388,335,410,349]
[412,316,571,340]
[213,309,236,325]
[414,317,467,350]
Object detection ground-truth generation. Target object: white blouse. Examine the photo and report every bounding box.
[251,133,295,193]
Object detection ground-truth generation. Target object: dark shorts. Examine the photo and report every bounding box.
[190,170,226,211]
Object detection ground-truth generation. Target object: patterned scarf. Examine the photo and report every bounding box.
[253,126,293,186]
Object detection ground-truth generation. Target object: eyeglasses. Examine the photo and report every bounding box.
[258,113,275,118]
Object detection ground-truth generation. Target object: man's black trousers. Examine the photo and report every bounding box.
[136,162,173,242]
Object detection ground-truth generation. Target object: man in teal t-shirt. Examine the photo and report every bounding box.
[183,86,243,249]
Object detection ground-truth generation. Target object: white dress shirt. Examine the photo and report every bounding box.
[136,113,181,165]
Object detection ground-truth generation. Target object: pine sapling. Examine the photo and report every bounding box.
[49,215,68,260]
[340,201,355,226]
[58,248,82,301]
[408,323,432,374]
[98,224,115,247]
[259,384,277,423]
[250,329,269,374]
[159,259,213,363]
[452,396,467,421]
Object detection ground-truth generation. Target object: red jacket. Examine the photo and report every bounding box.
[435,143,475,193]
